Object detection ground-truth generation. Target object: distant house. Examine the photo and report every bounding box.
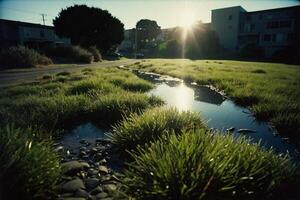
[0,19,70,48]
[211,5,300,57]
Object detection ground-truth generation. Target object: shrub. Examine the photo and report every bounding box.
[44,45,93,63]
[0,46,52,68]
[87,46,102,62]
[109,108,204,154]
[0,126,60,200]
[251,69,266,74]
[124,130,299,200]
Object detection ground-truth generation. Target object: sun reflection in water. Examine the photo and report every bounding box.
[174,82,193,111]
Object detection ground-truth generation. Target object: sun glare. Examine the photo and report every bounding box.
[180,11,195,29]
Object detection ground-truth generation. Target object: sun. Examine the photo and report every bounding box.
[180,11,196,29]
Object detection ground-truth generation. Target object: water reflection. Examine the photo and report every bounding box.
[59,123,108,150]
[135,71,299,160]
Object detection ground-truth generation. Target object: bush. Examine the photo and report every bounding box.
[0,126,60,200]
[44,45,93,63]
[109,108,204,154]
[0,46,52,68]
[124,130,299,200]
[87,46,102,62]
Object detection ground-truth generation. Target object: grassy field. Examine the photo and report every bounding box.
[0,62,299,200]
[129,59,300,139]
[0,67,162,199]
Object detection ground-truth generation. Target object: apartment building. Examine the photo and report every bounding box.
[0,19,70,48]
[211,5,300,57]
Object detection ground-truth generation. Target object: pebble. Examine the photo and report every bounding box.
[237,129,256,134]
[74,188,89,198]
[61,161,89,175]
[103,184,117,192]
[98,166,108,174]
[85,178,100,190]
[62,178,85,193]
[90,186,103,195]
[95,192,108,199]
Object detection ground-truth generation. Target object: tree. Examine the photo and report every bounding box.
[136,19,161,49]
[53,5,124,53]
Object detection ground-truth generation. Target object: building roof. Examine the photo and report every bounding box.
[0,19,53,29]
[247,5,300,14]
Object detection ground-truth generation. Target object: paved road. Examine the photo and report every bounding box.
[0,59,136,88]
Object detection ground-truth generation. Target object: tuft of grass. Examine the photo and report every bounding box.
[0,67,163,130]
[123,130,299,200]
[109,75,154,92]
[56,71,71,76]
[0,125,60,200]
[109,108,204,154]
[127,59,300,138]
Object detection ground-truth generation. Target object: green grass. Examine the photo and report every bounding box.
[128,59,300,138]
[123,129,299,200]
[0,125,60,200]
[0,67,162,131]
[109,107,204,155]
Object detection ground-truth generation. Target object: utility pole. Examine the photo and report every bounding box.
[40,13,46,25]
[135,27,138,59]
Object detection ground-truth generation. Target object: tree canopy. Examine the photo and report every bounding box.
[53,5,124,53]
[136,19,161,49]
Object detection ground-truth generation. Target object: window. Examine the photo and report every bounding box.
[272,34,276,42]
[244,24,251,32]
[267,21,279,29]
[40,29,45,38]
[259,14,263,20]
[250,24,255,31]
[246,15,251,21]
[263,34,271,41]
[280,20,292,28]
[228,15,232,20]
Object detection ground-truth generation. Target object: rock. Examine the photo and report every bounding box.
[95,192,108,199]
[74,188,89,198]
[94,153,104,162]
[98,166,108,174]
[59,198,86,200]
[80,151,87,157]
[87,168,98,177]
[60,193,73,197]
[90,148,98,155]
[55,146,64,152]
[85,178,99,190]
[98,159,107,165]
[79,139,87,144]
[61,161,89,175]
[226,127,235,132]
[62,178,85,193]
[237,129,256,134]
[103,184,117,192]
[95,138,111,144]
[90,186,103,195]
[80,162,90,168]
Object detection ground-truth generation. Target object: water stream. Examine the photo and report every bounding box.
[135,70,299,160]
[59,69,299,161]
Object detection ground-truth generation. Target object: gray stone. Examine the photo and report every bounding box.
[237,129,256,134]
[103,184,117,192]
[98,166,108,174]
[90,186,103,195]
[62,178,85,193]
[61,161,90,175]
[85,178,99,190]
[74,188,89,198]
[226,127,235,132]
[87,168,98,177]
[95,192,108,199]
[98,159,107,165]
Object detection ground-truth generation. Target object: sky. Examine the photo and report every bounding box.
[0,0,299,29]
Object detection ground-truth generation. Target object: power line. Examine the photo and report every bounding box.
[0,6,56,17]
